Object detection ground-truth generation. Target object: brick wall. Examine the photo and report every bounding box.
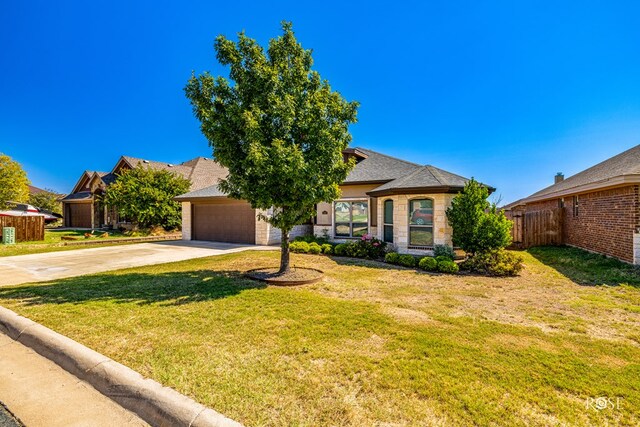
[526,185,640,263]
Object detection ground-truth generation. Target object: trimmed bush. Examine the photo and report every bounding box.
[418,256,438,271]
[289,241,310,253]
[385,252,400,264]
[308,242,322,254]
[437,260,459,274]
[435,255,453,263]
[433,244,455,260]
[321,243,333,254]
[334,243,348,256]
[398,254,417,268]
[294,234,330,245]
[460,249,524,276]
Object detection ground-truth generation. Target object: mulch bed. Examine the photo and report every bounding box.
[245,267,324,286]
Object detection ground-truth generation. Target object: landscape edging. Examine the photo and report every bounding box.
[0,306,242,427]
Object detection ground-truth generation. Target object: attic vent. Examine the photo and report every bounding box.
[143,160,149,163]
[168,164,174,167]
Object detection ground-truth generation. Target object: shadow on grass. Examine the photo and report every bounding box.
[527,245,640,287]
[0,269,267,306]
[329,256,410,271]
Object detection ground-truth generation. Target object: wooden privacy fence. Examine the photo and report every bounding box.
[0,216,45,242]
[506,208,564,249]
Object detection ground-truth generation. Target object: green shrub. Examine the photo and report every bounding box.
[460,249,524,276]
[321,243,333,254]
[446,179,513,254]
[294,234,329,245]
[289,241,310,253]
[308,242,322,254]
[435,255,452,263]
[331,236,387,259]
[334,243,348,256]
[418,256,438,271]
[385,252,400,264]
[398,254,417,267]
[437,260,459,274]
[433,244,455,260]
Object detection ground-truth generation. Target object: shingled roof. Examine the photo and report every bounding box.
[367,165,474,196]
[115,156,227,191]
[176,147,482,200]
[519,144,640,203]
[344,148,422,183]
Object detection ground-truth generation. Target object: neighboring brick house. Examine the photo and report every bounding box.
[61,156,226,229]
[176,147,492,255]
[504,144,640,264]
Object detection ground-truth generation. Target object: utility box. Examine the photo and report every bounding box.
[2,227,16,245]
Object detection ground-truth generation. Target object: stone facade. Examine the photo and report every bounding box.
[254,209,313,245]
[375,193,454,255]
[181,202,192,240]
[525,185,640,264]
[314,193,454,255]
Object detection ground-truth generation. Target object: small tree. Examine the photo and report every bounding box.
[29,189,62,214]
[446,179,512,255]
[0,153,30,205]
[185,22,359,273]
[102,165,190,229]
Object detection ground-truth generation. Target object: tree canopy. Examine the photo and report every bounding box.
[446,179,513,255]
[0,153,30,206]
[29,189,62,215]
[185,22,359,272]
[102,166,190,229]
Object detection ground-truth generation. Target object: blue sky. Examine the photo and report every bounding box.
[1,1,639,204]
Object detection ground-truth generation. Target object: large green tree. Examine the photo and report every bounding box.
[102,165,190,229]
[29,189,62,214]
[0,153,30,206]
[185,22,359,273]
[446,179,513,255]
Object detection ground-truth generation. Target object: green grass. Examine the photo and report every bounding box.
[0,229,140,257]
[528,245,640,287]
[0,249,638,426]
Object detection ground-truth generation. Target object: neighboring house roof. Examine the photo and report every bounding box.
[517,144,640,204]
[500,198,526,211]
[113,155,226,191]
[28,185,48,195]
[61,191,93,202]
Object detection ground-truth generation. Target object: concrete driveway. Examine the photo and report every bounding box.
[0,241,275,287]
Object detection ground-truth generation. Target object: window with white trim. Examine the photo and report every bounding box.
[334,200,368,237]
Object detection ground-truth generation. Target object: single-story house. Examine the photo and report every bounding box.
[504,144,640,264]
[176,147,488,254]
[61,156,226,228]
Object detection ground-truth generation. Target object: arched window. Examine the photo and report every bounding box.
[408,198,434,247]
[383,199,393,243]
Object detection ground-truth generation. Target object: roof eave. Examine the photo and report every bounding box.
[367,186,463,197]
[519,174,640,204]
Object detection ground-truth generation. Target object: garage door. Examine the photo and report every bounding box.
[192,200,256,244]
[68,203,92,228]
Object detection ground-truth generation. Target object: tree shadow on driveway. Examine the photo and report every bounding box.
[0,269,267,307]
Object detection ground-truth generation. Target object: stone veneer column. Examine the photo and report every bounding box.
[181,202,191,240]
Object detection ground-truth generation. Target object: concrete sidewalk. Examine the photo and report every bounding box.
[0,240,275,287]
[0,332,147,426]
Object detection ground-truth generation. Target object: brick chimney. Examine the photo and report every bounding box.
[555,173,564,184]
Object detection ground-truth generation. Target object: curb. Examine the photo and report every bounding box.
[0,306,242,427]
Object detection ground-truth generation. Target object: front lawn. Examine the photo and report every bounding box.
[0,248,638,426]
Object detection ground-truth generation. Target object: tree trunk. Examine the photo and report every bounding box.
[279,229,291,274]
